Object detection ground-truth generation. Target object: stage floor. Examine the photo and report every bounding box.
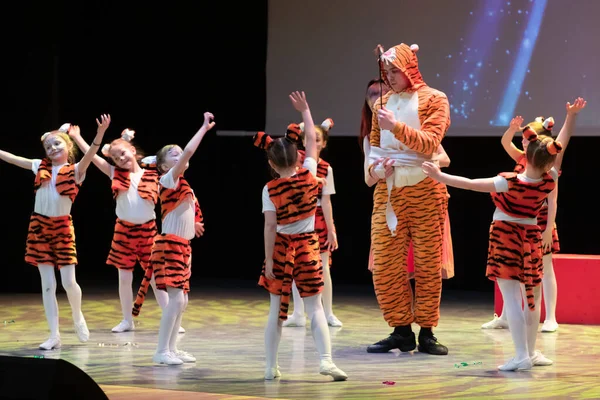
[0,282,599,399]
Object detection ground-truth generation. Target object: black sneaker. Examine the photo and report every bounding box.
[417,335,448,355]
[367,332,416,353]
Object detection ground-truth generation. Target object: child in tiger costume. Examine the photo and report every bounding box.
[422,113,577,371]
[282,118,343,328]
[366,43,451,356]
[255,91,347,381]
[148,111,213,366]
[70,126,178,333]
[482,98,586,333]
[0,116,108,350]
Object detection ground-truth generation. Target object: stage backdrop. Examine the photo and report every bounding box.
[265,0,600,136]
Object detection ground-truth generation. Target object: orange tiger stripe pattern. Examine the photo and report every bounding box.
[194,197,203,224]
[486,220,543,310]
[25,212,77,268]
[514,155,560,255]
[106,218,157,271]
[160,176,194,220]
[491,172,555,219]
[151,234,192,292]
[34,158,80,202]
[371,178,447,327]
[258,231,323,320]
[266,168,318,224]
[111,168,159,204]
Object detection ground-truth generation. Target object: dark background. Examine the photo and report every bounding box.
[1,2,595,295]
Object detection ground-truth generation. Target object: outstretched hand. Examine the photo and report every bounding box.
[96,114,111,135]
[422,161,441,178]
[566,97,587,115]
[195,222,205,238]
[68,125,81,139]
[372,157,394,179]
[289,91,309,112]
[509,115,523,132]
[202,112,216,131]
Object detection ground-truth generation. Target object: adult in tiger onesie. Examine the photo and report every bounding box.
[366,43,450,356]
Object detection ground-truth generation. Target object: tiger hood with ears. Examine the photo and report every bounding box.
[379,43,426,93]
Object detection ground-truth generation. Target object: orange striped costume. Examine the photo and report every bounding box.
[486,171,557,309]
[25,159,80,268]
[514,154,560,255]
[369,43,450,328]
[107,167,159,271]
[258,167,324,321]
[134,174,200,315]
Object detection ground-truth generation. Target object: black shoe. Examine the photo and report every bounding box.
[417,335,448,355]
[367,332,416,353]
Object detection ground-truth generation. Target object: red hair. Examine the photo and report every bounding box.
[359,79,384,153]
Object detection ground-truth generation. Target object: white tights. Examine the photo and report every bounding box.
[118,269,169,322]
[265,293,332,371]
[498,254,557,323]
[38,264,83,338]
[288,252,335,318]
[497,278,542,361]
[156,287,187,354]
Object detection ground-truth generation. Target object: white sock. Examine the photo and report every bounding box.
[321,252,334,317]
[156,287,184,355]
[541,254,557,322]
[265,294,282,370]
[526,285,542,357]
[39,265,60,338]
[289,281,305,317]
[169,293,188,352]
[304,294,332,363]
[118,269,134,323]
[497,278,529,361]
[150,273,169,310]
[59,265,83,324]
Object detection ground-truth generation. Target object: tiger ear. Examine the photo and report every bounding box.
[410,44,419,53]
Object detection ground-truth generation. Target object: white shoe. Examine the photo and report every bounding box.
[74,318,90,342]
[112,320,135,333]
[498,357,532,371]
[319,360,348,381]
[531,351,553,366]
[173,350,196,363]
[153,351,183,365]
[541,320,558,333]
[39,337,61,350]
[282,314,306,327]
[481,313,509,329]
[265,366,281,380]
[327,315,343,327]
[178,326,185,334]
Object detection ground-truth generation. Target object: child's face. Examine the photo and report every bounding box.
[302,130,326,155]
[109,142,137,170]
[43,134,70,163]
[161,146,187,173]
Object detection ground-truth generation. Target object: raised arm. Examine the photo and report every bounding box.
[0,149,34,170]
[289,91,316,161]
[73,114,111,181]
[501,116,524,162]
[69,114,112,177]
[422,161,497,193]
[377,92,450,154]
[170,112,215,179]
[554,97,586,171]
